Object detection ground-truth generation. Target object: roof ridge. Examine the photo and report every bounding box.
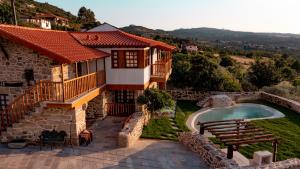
[0,24,68,33]
[115,30,150,45]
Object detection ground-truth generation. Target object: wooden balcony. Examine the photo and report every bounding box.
[0,70,106,132]
[151,59,172,82]
[105,103,136,116]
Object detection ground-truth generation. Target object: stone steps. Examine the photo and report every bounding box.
[0,104,46,143]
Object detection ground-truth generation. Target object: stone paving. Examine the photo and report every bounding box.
[0,117,208,169]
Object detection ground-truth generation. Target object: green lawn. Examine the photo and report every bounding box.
[211,100,300,161]
[141,99,300,161]
[141,101,199,140]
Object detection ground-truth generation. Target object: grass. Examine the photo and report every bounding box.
[174,101,199,131]
[141,117,178,141]
[141,101,199,140]
[211,99,300,161]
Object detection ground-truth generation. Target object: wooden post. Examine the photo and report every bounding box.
[200,123,205,135]
[75,62,78,78]
[272,139,278,162]
[86,60,89,74]
[96,59,98,86]
[11,0,18,25]
[61,64,65,102]
[227,145,234,159]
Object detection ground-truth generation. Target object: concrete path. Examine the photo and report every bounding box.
[0,117,208,169]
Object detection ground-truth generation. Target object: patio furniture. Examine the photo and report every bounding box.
[39,130,67,150]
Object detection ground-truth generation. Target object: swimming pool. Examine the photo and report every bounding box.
[190,103,285,131]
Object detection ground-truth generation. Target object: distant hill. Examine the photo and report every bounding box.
[121,25,300,59]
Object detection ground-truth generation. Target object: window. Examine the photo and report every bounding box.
[115,90,135,104]
[112,51,119,68]
[125,51,138,68]
[0,94,8,111]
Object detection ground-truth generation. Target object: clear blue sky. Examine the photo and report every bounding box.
[36,0,300,34]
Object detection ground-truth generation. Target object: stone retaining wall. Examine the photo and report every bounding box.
[167,90,260,102]
[261,92,300,113]
[178,132,240,169]
[118,110,150,147]
[1,105,86,146]
[250,158,300,169]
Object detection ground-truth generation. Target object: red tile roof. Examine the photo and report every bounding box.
[0,24,109,63]
[71,30,176,51]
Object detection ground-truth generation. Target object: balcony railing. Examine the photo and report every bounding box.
[105,103,136,116]
[151,59,172,78]
[0,70,106,134]
[63,70,106,101]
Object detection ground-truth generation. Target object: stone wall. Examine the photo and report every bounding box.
[86,91,112,119]
[118,110,150,147]
[0,38,75,103]
[261,92,300,113]
[253,158,300,169]
[167,89,260,102]
[178,132,240,169]
[1,105,86,146]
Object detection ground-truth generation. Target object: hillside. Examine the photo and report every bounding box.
[1,0,77,22]
[121,25,300,59]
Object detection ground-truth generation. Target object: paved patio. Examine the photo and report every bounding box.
[0,117,208,169]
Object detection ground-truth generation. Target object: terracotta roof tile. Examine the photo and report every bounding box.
[0,24,109,63]
[71,30,176,51]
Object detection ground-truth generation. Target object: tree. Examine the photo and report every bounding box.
[248,60,282,88]
[0,3,12,24]
[291,60,300,73]
[137,89,174,116]
[77,6,100,30]
[281,67,296,81]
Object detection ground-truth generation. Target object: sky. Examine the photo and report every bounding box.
[36,0,300,34]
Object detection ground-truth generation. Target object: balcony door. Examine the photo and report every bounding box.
[114,90,135,104]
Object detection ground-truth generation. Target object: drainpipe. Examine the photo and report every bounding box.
[11,0,18,25]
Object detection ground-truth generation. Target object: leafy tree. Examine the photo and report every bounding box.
[0,4,12,24]
[189,55,241,91]
[77,6,100,30]
[248,60,282,88]
[291,60,300,73]
[281,67,296,81]
[137,89,175,115]
[170,53,192,87]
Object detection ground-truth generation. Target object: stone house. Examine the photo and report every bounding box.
[0,23,175,145]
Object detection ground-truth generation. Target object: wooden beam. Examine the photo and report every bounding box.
[198,119,243,126]
[201,121,248,128]
[217,131,267,139]
[225,137,277,145]
[86,60,90,74]
[75,62,78,78]
[61,64,65,102]
[221,134,274,143]
[272,139,279,162]
[211,126,259,134]
[213,128,264,136]
[207,123,250,130]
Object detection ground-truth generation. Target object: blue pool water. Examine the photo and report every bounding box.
[195,103,285,124]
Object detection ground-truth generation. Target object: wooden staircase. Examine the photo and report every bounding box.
[0,70,106,139]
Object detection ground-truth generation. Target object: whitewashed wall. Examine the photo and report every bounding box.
[99,48,151,85]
